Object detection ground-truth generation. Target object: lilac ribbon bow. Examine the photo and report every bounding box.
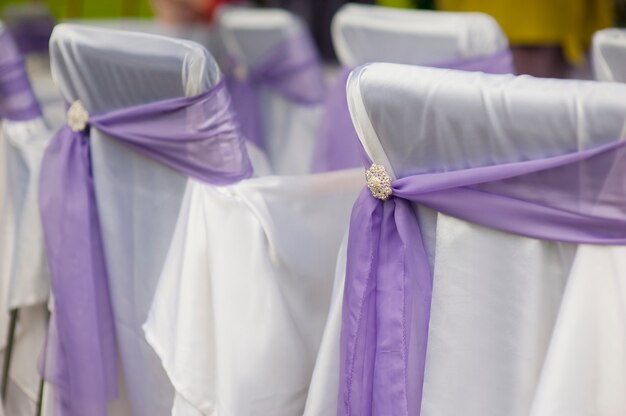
[312,49,515,172]
[39,81,252,416]
[340,138,626,416]
[0,29,42,120]
[225,31,325,149]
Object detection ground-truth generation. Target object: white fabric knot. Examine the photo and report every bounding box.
[67,100,89,132]
[366,164,392,201]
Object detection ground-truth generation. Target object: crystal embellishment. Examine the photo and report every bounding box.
[67,100,89,132]
[366,163,392,201]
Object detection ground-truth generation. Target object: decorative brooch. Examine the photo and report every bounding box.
[67,100,89,132]
[366,163,392,201]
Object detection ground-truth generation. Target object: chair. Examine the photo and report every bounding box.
[0,21,51,416]
[307,63,626,415]
[333,4,508,67]
[311,4,512,172]
[593,28,626,82]
[48,24,268,415]
[217,6,326,174]
[63,18,229,70]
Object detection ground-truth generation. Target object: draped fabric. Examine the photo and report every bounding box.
[311,49,514,172]
[340,138,626,416]
[6,17,55,55]
[143,168,362,416]
[0,29,42,121]
[39,81,252,416]
[593,28,626,83]
[225,31,325,150]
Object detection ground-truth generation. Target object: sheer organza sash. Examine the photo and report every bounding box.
[312,49,515,172]
[340,138,626,416]
[39,81,252,416]
[0,29,42,120]
[225,31,325,149]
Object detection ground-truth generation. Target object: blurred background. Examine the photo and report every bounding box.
[0,0,625,76]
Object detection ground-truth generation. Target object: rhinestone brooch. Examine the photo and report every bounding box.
[67,100,89,132]
[366,163,392,201]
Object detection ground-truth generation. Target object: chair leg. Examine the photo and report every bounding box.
[1,309,19,399]
[35,307,50,416]
[35,375,45,416]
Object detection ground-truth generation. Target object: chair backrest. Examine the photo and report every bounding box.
[217,6,324,174]
[49,24,220,416]
[62,18,228,69]
[311,5,512,173]
[0,19,51,310]
[347,63,626,416]
[218,6,302,69]
[333,4,508,67]
[593,28,626,83]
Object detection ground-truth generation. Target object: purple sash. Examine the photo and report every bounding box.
[3,4,55,55]
[39,81,252,416]
[0,29,42,121]
[225,31,325,150]
[312,49,515,172]
[340,138,626,416]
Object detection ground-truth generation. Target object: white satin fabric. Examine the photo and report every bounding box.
[217,6,324,174]
[593,28,626,83]
[332,4,508,67]
[143,169,362,416]
[49,24,270,416]
[0,119,51,310]
[0,121,50,415]
[309,63,626,416]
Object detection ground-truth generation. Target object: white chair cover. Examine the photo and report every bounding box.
[144,169,362,415]
[332,4,508,67]
[0,20,51,416]
[217,6,324,174]
[308,63,626,416]
[62,18,228,71]
[49,24,270,415]
[593,28,626,83]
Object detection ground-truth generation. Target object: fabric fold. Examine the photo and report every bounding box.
[340,138,626,416]
[39,81,252,416]
[225,31,325,149]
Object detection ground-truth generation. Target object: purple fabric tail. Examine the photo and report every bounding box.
[39,81,252,416]
[225,31,325,150]
[0,30,42,120]
[340,138,626,416]
[312,49,515,172]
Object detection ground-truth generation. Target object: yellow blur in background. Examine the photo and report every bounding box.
[438,0,614,64]
[378,0,615,65]
[0,0,153,19]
